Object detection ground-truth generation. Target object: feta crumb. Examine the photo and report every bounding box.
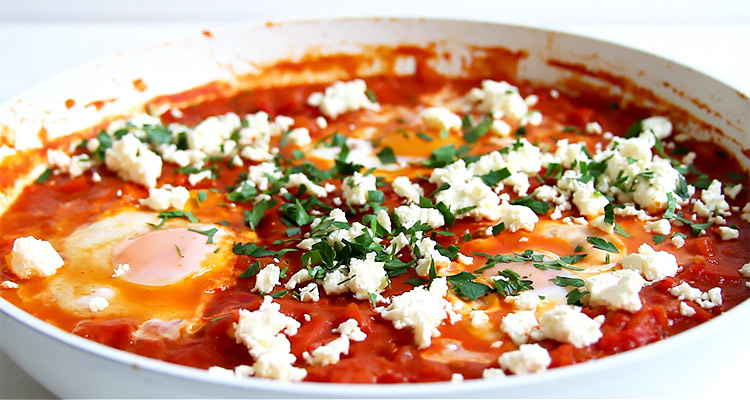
[187,169,212,186]
[88,296,110,312]
[392,176,424,204]
[307,79,380,119]
[482,368,507,379]
[377,277,460,348]
[468,80,528,120]
[739,262,750,278]
[298,283,320,302]
[344,252,388,299]
[254,264,281,294]
[451,373,464,383]
[505,292,542,310]
[1,280,19,289]
[47,149,92,177]
[333,319,367,342]
[419,107,462,132]
[104,133,163,188]
[139,185,190,211]
[304,336,350,367]
[394,204,445,229]
[501,310,539,345]
[644,219,671,235]
[724,183,742,200]
[718,226,739,240]
[620,243,679,282]
[7,236,65,279]
[498,343,551,374]
[498,202,539,232]
[679,301,696,317]
[641,116,672,139]
[287,172,328,198]
[413,237,451,277]
[585,122,603,134]
[91,171,102,182]
[315,116,328,129]
[456,253,474,265]
[470,310,490,327]
[530,305,604,348]
[585,269,645,312]
[285,269,312,290]
[590,215,614,233]
[342,172,376,205]
[112,263,130,278]
[233,297,305,381]
[671,235,686,248]
[490,119,512,137]
[669,282,702,301]
[376,209,392,232]
[286,128,311,147]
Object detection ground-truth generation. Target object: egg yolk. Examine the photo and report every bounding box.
[111,227,218,286]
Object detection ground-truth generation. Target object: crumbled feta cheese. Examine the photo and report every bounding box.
[298,283,320,302]
[530,305,604,348]
[743,202,750,223]
[456,253,474,265]
[285,269,311,290]
[701,180,730,216]
[498,202,539,232]
[393,204,445,229]
[419,107,462,132]
[321,268,349,295]
[718,226,739,240]
[644,219,671,235]
[333,319,367,342]
[342,172,376,205]
[413,237,451,277]
[188,113,242,155]
[641,116,672,139]
[304,335,350,367]
[739,262,750,278]
[7,236,65,279]
[287,172,328,198]
[376,209,392,232]
[392,176,424,204]
[0,145,16,161]
[254,264,281,293]
[344,252,388,300]
[112,263,130,278]
[620,243,679,281]
[188,169,213,186]
[669,282,702,301]
[671,235,686,248]
[91,171,102,182]
[47,149,92,177]
[139,184,190,211]
[233,297,305,381]
[520,110,543,126]
[505,292,542,310]
[490,119,512,137]
[286,128,311,147]
[315,116,328,129]
[468,80,528,120]
[679,301,696,317]
[724,183,742,200]
[590,215,614,233]
[470,310,490,327]
[451,373,464,383]
[88,296,110,312]
[585,122,603,135]
[307,79,380,119]
[585,269,645,312]
[482,368,507,379]
[104,133,163,188]
[501,310,539,345]
[497,344,551,374]
[377,277,460,348]
[1,280,19,289]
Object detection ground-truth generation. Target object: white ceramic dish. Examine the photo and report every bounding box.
[1,18,748,398]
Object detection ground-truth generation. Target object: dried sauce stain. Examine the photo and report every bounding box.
[64,99,76,109]
[132,79,147,92]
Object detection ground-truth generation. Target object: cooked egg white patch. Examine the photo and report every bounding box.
[20,210,237,320]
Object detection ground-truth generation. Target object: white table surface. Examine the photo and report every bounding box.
[1,7,749,399]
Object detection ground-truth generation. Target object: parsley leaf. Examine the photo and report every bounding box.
[624,119,643,138]
[511,196,551,215]
[377,146,397,164]
[188,227,219,244]
[493,269,534,297]
[586,236,619,253]
[550,276,585,288]
[238,261,261,278]
[479,168,511,186]
[244,198,277,230]
[446,272,493,300]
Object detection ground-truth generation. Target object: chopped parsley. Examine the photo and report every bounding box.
[586,236,619,253]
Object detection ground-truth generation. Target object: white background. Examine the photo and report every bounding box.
[1,0,749,398]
